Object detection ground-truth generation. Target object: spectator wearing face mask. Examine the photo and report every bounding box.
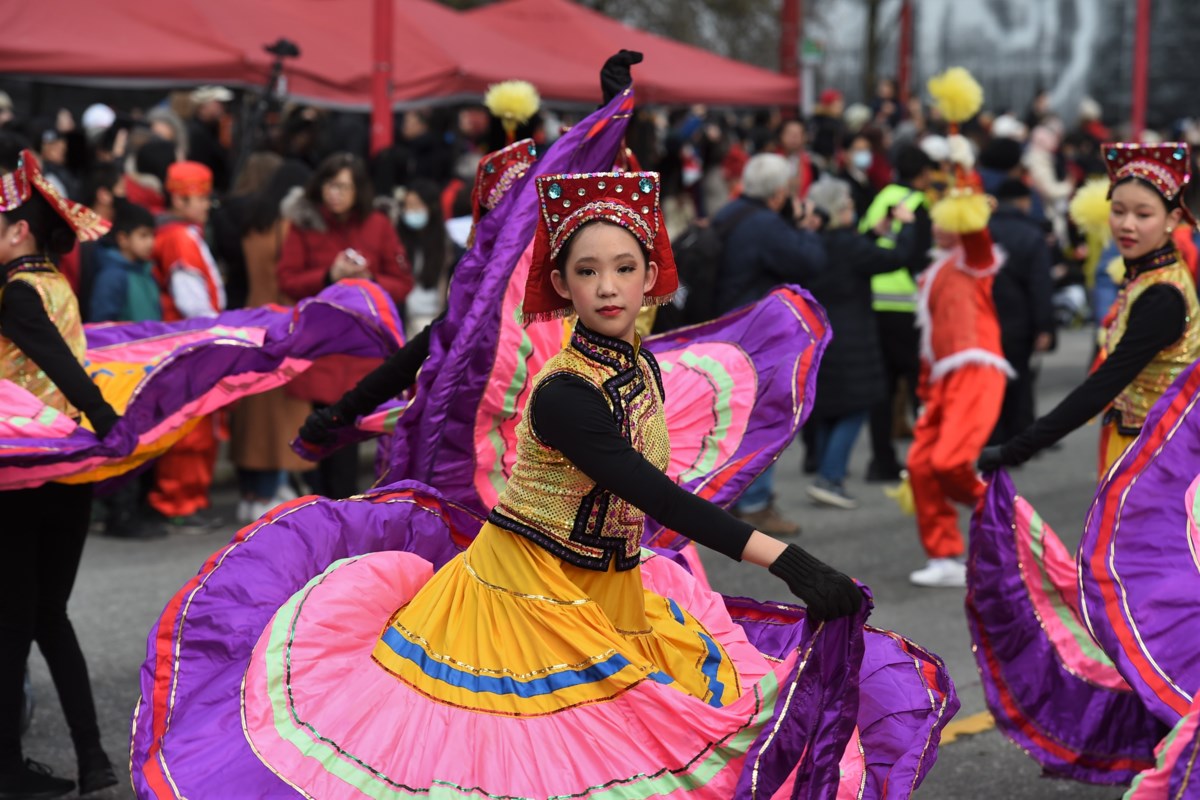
[836,132,878,218]
[396,178,452,337]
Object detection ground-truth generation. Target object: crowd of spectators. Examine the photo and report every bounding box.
[3,75,1198,538]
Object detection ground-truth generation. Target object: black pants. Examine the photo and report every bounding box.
[991,338,1036,444]
[869,310,921,468]
[0,482,101,768]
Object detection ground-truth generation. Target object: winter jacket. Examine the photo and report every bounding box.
[88,243,163,323]
[276,192,412,305]
[808,226,916,419]
[277,191,413,404]
[988,205,1056,352]
[713,197,827,314]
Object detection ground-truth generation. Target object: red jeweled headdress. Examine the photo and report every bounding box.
[472,138,537,223]
[525,171,677,322]
[1105,141,1197,226]
[0,149,110,241]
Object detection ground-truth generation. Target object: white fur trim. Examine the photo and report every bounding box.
[915,252,951,366]
[916,246,1014,381]
[930,349,1016,381]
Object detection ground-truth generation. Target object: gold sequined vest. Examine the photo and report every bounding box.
[488,323,670,571]
[0,258,87,416]
[1101,252,1200,432]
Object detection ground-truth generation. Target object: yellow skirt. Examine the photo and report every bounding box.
[371,522,745,717]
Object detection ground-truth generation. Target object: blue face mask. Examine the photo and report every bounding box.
[404,209,429,230]
[851,150,873,171]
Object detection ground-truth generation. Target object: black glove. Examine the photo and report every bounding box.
[90,406,119,439]
[768,544,864,624]
[977,445,1007,474]
[298,405,351,446]
[600,49,643,105]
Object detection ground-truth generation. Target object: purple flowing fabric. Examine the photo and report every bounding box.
[131,478,953,799]
[0,281,402,488]
[966,470,1163,784]
[130,484,477,799]
[1126,695,1200,799]
[1078,361,1200,726]
[725,596,958,798]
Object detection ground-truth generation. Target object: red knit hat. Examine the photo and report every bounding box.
[525,171,677,322]
[165,161,213,197]
[0,149,110,241]
[472,138,537,223]
[1104,141,1197,226]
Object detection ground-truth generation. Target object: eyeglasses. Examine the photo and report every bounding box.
[324,181,354,193]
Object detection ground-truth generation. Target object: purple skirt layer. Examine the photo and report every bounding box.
[966,470,1163,784]
[0,281,402,488]
[1079,361,1200,725]
[1126,695,1200,798]
[132,479,954,799]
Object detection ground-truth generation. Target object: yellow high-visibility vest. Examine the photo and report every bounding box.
[858,184,927,312]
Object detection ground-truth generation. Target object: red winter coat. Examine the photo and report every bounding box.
[277,194,413,403]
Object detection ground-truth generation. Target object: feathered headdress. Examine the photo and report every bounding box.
[1068,178,1113,242]
[926,67,994,268]
[484,80,541,145]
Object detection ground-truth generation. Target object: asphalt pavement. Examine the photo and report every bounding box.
[22,327,1125,799]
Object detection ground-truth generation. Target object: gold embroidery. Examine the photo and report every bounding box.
[0,268,86,416]
[490,323,670,569]
[1103,260,1200,430]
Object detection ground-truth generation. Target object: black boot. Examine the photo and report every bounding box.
[76,744,117,796]
[0,759,74,799]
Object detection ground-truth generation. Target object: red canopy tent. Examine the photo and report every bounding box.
[0,0,599,108]
[467,0,800,107]
[1,0,795,108]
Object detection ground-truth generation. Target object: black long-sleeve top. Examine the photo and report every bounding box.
[998,281,1186,463]
[0,272,118,436]
[333,321,433,418]
[531,373,754,562]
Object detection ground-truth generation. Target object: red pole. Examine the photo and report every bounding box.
[780,0,799,77]
[1131,0,1151,138]
[370,0,394,156]
[898,0,913,105]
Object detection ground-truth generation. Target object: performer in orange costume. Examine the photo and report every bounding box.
[147,161,226,525]
[906,68,1014,588]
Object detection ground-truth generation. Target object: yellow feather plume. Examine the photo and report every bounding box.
[1069,178,1113,241]
[884,472,916,516]
[484,80,541,136]
[930,191,991,234]
[927,67,984,124]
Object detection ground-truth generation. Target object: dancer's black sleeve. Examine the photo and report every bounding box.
[334,317,436,417]
[998,284,1187,464]
[0,280,118,436]
[531,373,754,561]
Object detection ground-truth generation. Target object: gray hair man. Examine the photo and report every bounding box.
[709,152,828,537]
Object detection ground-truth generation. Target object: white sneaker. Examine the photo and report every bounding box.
[275,480,298,502]
[248,499,276,522]
[908,558,967,588]
[236,499,253,524]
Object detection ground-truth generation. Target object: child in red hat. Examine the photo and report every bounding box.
[147,160,226,527]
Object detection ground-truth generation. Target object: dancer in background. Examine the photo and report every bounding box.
[0,151,118,798]
[981,141,1200,476]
